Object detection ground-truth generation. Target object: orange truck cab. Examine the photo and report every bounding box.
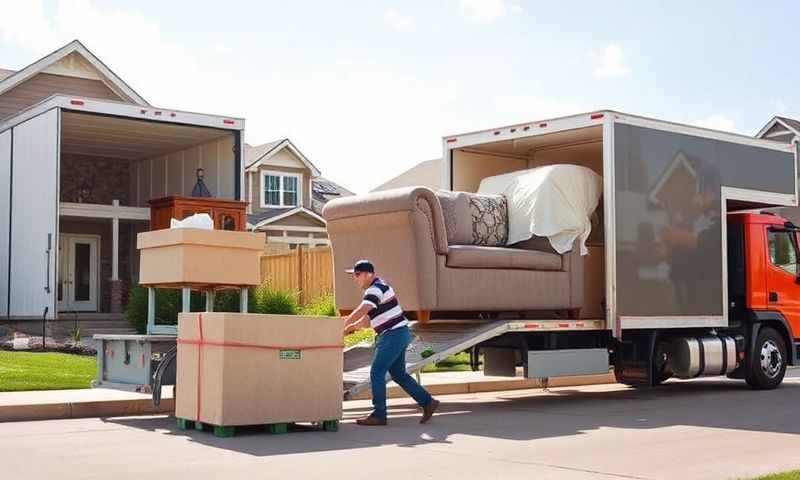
[726,211,800,385]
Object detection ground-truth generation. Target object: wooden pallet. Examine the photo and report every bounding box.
[176,417,339,438]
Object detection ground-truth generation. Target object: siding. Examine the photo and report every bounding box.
[130,135,236,206]
[0,72,123,120]
[247,165,312,214]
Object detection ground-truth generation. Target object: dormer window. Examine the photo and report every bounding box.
[261,171,301,208]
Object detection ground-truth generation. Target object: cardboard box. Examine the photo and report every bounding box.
[137,228,263,287]
[175,312,344,426]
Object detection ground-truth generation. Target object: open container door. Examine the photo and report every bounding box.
[0,129,10,316]
[8,108,59,319]
[610,114,797,335]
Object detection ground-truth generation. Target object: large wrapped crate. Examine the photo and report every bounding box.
[176,313,344,427]
[137,228,263,287]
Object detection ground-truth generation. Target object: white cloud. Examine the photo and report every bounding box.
[493,96,586,124]
[691,114,736,132]
[592,45,631,78]
[384,8,413,31]
[458,0,521,23]
[0,0,466,193]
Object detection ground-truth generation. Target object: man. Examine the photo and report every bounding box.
[343,260,440,426]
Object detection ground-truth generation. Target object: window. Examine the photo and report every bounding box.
[768,230,799,275]
[261,171,302,207]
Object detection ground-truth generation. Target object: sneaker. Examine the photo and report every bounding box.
[420,399,440,424]
[356,415,387,426]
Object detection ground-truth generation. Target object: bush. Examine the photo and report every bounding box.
[300,294,337,317]
[126,284,322,333]
[253,286,299,315]
[126,285,206,333]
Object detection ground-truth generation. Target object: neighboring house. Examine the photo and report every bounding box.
[757,116,800,144]
[0,40,244,331]
[372,158,441,192]
[244,140,353,247]
[756,116,800,225]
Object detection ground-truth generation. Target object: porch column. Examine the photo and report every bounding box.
[109,199,123,313]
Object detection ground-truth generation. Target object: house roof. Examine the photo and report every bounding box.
[0,40,149,106]
[248,206,325,229]
[311,177,354,214]
[776,116,800,134]
[244,138,321,176]
[756,116,800,140]
[0,69,15,81]
[372,158,441,192]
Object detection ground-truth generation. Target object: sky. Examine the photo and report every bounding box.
[0,0,797,192]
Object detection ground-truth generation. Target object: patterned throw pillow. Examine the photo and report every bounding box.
[469,194,508,246]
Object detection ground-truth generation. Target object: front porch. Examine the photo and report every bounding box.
[58,200,148,316]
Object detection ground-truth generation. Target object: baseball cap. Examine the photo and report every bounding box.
[345,259,374,274]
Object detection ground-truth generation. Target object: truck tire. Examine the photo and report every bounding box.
[746,327,787,390]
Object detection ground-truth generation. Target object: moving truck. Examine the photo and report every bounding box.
[337,111,800,397]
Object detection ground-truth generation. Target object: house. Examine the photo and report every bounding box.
[244,139,352,247]
[756,116,800,144]
[0,40,245,334]
[756,116,800,225]
[371,158,442,192]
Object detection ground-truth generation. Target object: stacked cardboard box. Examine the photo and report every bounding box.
[176,312,343,426]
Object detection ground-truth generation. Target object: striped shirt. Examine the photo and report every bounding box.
[360,277,409,334]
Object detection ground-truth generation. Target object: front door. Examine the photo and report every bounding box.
[58,235,100,312]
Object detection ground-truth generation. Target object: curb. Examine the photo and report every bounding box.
[1,373,616,422]
[0,398,174,422]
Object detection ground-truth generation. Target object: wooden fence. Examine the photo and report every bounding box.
[259,245,334,304]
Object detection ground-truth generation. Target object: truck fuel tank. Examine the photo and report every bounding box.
[668,335,738,378]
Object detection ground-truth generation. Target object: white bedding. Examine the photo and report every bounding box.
[477,165,602,255]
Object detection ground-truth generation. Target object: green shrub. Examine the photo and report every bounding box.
[253,286,299,315]
[126,285,213,333]
[300,294,337,317]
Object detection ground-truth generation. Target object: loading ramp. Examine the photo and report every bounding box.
[342,317,605,399]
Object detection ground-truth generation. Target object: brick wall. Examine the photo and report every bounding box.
[60,153,130,205]
[59,220,133,313]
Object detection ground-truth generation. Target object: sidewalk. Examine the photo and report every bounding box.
[0,370,615,422]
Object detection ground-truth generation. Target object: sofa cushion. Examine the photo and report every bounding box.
[446,245,562,271]
[509,234,558,254]
[469,194,508,246]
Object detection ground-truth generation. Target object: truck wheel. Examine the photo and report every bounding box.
[746,327,787,390]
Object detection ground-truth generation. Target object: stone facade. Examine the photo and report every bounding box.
[60,153,130,205]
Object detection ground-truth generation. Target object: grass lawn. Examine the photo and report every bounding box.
[752,471,800,480]
[0,351,96,392]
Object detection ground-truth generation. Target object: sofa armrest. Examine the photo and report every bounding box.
[323,186,448,254]
[323,187,445,311]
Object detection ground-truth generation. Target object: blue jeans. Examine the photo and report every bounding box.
[370,326,433,420]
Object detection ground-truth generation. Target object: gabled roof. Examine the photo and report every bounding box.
[248,206,325,229]
[0,40,149,106]
[311,177,354,214]
[756,116,800,140]
[0,69,15,81]
[244,138,321,176]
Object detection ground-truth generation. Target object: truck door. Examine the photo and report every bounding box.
[765,228,800,339]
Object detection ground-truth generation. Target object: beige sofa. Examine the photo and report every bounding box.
[322,187,583,319]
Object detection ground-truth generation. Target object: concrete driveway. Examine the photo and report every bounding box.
[2,370,799,480]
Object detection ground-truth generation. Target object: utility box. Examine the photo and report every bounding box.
[137,228,263,287]
[175,313,343,427]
